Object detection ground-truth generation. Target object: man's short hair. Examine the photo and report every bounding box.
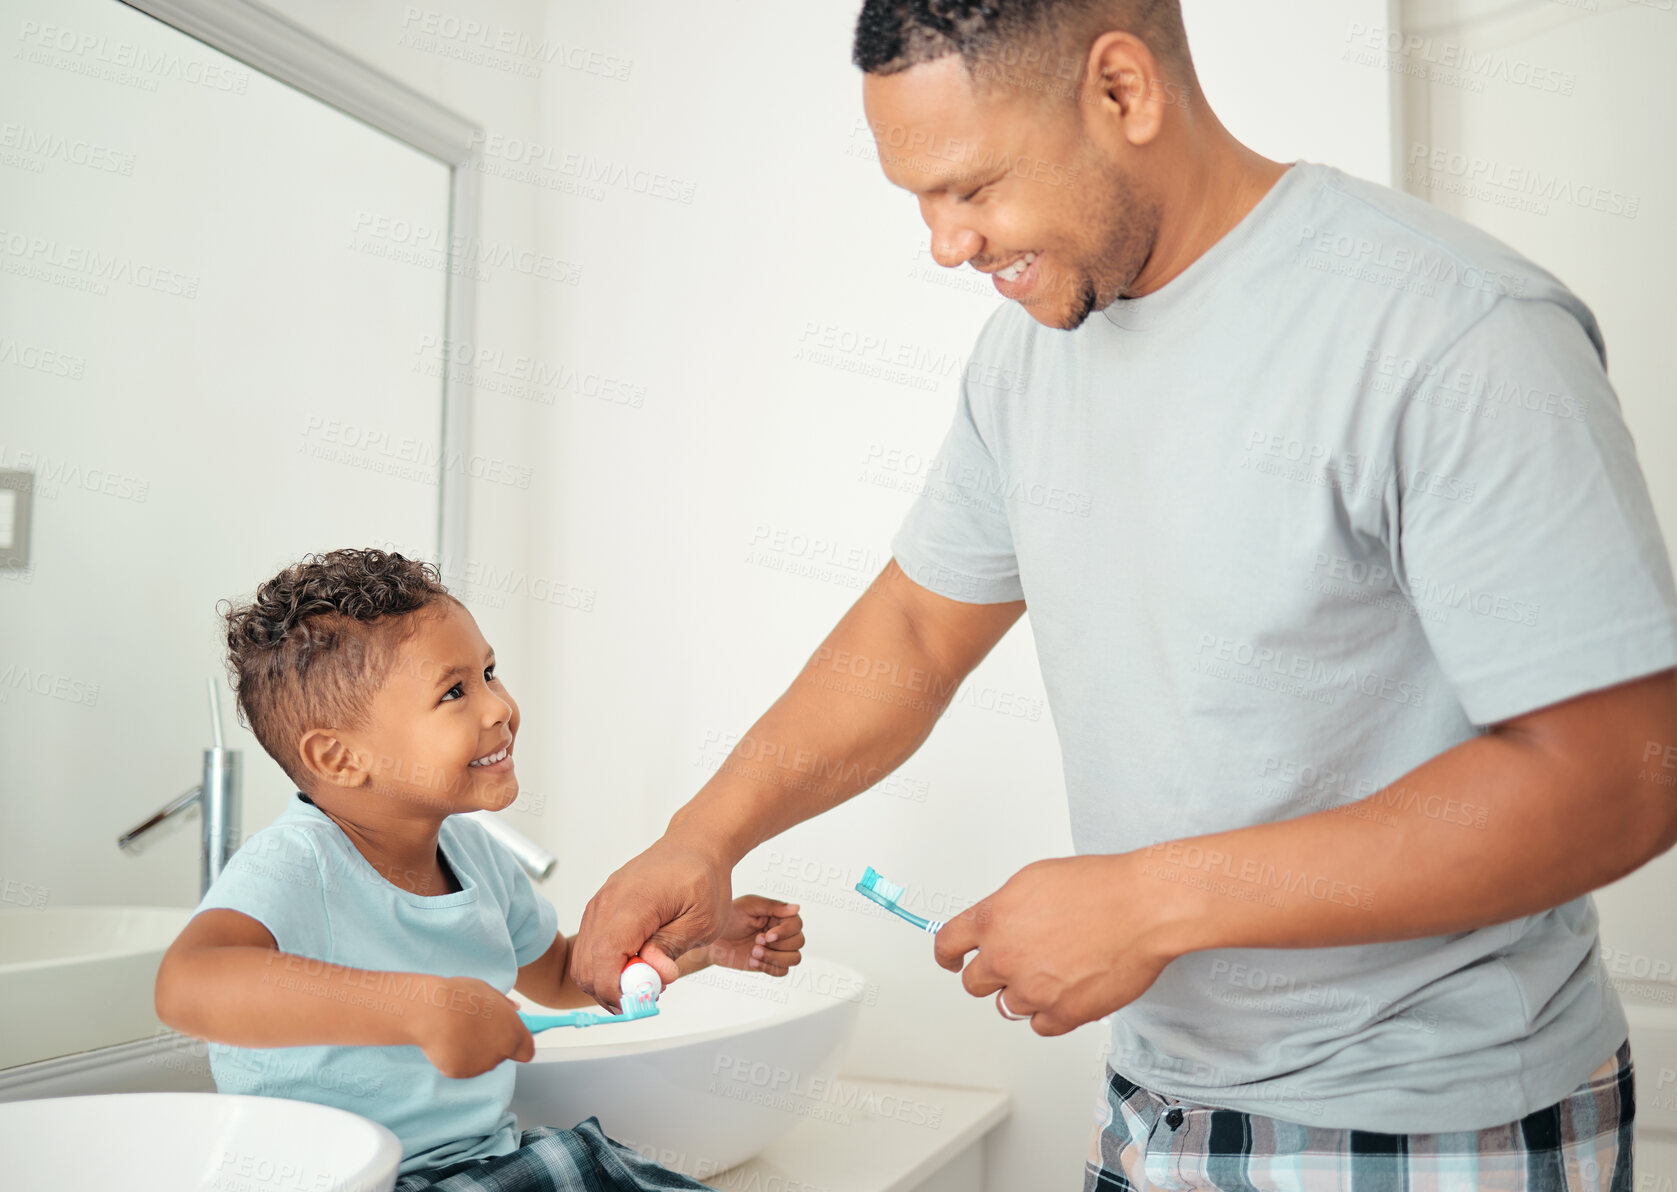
[853,0,1192,94]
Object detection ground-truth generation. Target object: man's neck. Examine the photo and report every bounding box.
[1128,140,1291,298]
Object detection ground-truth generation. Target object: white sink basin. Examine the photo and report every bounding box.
[512,955,863,1178]
[0,906,191,1068]
[0,1092,401,1190]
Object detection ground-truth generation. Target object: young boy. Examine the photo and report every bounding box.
[155,548,805,1191]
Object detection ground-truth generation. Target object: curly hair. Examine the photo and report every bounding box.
[852,0,1189,84]
[219,548,457,790]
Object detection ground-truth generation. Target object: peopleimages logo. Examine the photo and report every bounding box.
[14,19,252,93]
[1143,841,1376,911]
[0,878,49,909]
[0,336,84,379]
[1293,225,1528,298]
[0,122,136,175]
[1193,632,1426,708]
[468,132,695,204]
[1406,144,1640,220]
[299,415,533,489]
[0,445,148,502]
[0,226,200,298]
[1205,959,1440,1033]
[1341,23,1576,95]
[413,334,646,410]
[397,8,632,80]
[709,1055,945,1129]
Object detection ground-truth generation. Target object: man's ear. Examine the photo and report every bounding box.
[1085,31,1170,148]
[297,728,369,789]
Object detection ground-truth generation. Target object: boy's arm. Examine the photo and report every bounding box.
[156,908,530,1075]
[158,909,420,1046]
[518,895,801,1011]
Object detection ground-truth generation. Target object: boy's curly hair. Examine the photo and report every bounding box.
[219,548,457,790]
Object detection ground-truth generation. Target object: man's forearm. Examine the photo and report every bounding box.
[668,566,1009,865]
[1140,723,1677,961]
[668,668,942,866]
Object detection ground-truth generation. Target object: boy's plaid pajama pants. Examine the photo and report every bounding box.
[393,1116,714,1192]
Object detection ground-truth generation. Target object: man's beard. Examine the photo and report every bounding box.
[1052,162,1159,331]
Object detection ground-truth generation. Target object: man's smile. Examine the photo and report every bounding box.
[987,250,1044,298]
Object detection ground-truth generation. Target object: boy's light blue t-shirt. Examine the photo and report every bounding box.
[193,795,560,1175]
[891,161,1677,1132]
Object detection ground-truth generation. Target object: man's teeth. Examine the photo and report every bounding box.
[997,251,1038,283]
[469,747,509,767]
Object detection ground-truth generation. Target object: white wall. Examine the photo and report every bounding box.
[530,3,1394,1188]
[1187,0,1402,185]
[1396,0,1677,1172]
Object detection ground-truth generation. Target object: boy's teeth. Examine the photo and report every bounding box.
[469,747,508,767]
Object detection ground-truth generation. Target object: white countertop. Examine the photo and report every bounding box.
[703,1075,1011,1192]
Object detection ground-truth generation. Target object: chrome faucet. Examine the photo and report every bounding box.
[118,679,242,897]
[466,810,556,881]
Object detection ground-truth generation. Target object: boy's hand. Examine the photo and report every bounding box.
[410,976,534,1079]
[703,895,804,977]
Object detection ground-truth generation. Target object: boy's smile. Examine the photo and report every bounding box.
[468,742,514,772]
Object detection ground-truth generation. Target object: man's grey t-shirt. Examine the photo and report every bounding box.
[891,160,1677,1132]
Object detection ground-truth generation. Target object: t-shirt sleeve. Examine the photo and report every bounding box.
[192,824,332,957]
[1391,294,1677,725]
[478,833,560,967]
[889,324,1025,604]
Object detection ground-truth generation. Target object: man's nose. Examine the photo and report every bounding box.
[929,234,980,269]
[921,204,981,268]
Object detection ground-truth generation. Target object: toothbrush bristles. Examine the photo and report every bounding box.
[861,866,906,903]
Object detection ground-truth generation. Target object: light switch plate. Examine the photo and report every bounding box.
[0,471,32,567]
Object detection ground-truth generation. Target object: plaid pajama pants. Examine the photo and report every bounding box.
[393,1117,713,1192]
[1085,1038,1635,1192]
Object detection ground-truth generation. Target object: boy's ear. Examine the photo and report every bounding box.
[296,729,369,788]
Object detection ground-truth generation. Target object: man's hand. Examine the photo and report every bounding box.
[571,836,735,1011]
[933,855,1176,1036]
[409,976,534,1079]
[703,895,804,976]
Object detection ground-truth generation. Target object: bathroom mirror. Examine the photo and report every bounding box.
[0,0,482,1067]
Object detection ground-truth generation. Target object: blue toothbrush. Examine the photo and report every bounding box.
[519,992,659,1032]
[854,865,947,934]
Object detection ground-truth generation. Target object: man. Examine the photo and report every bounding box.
[574,1,1677,1187]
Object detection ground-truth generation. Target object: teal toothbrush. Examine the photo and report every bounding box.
[854,865,947,934]
[520,993,658,1032]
